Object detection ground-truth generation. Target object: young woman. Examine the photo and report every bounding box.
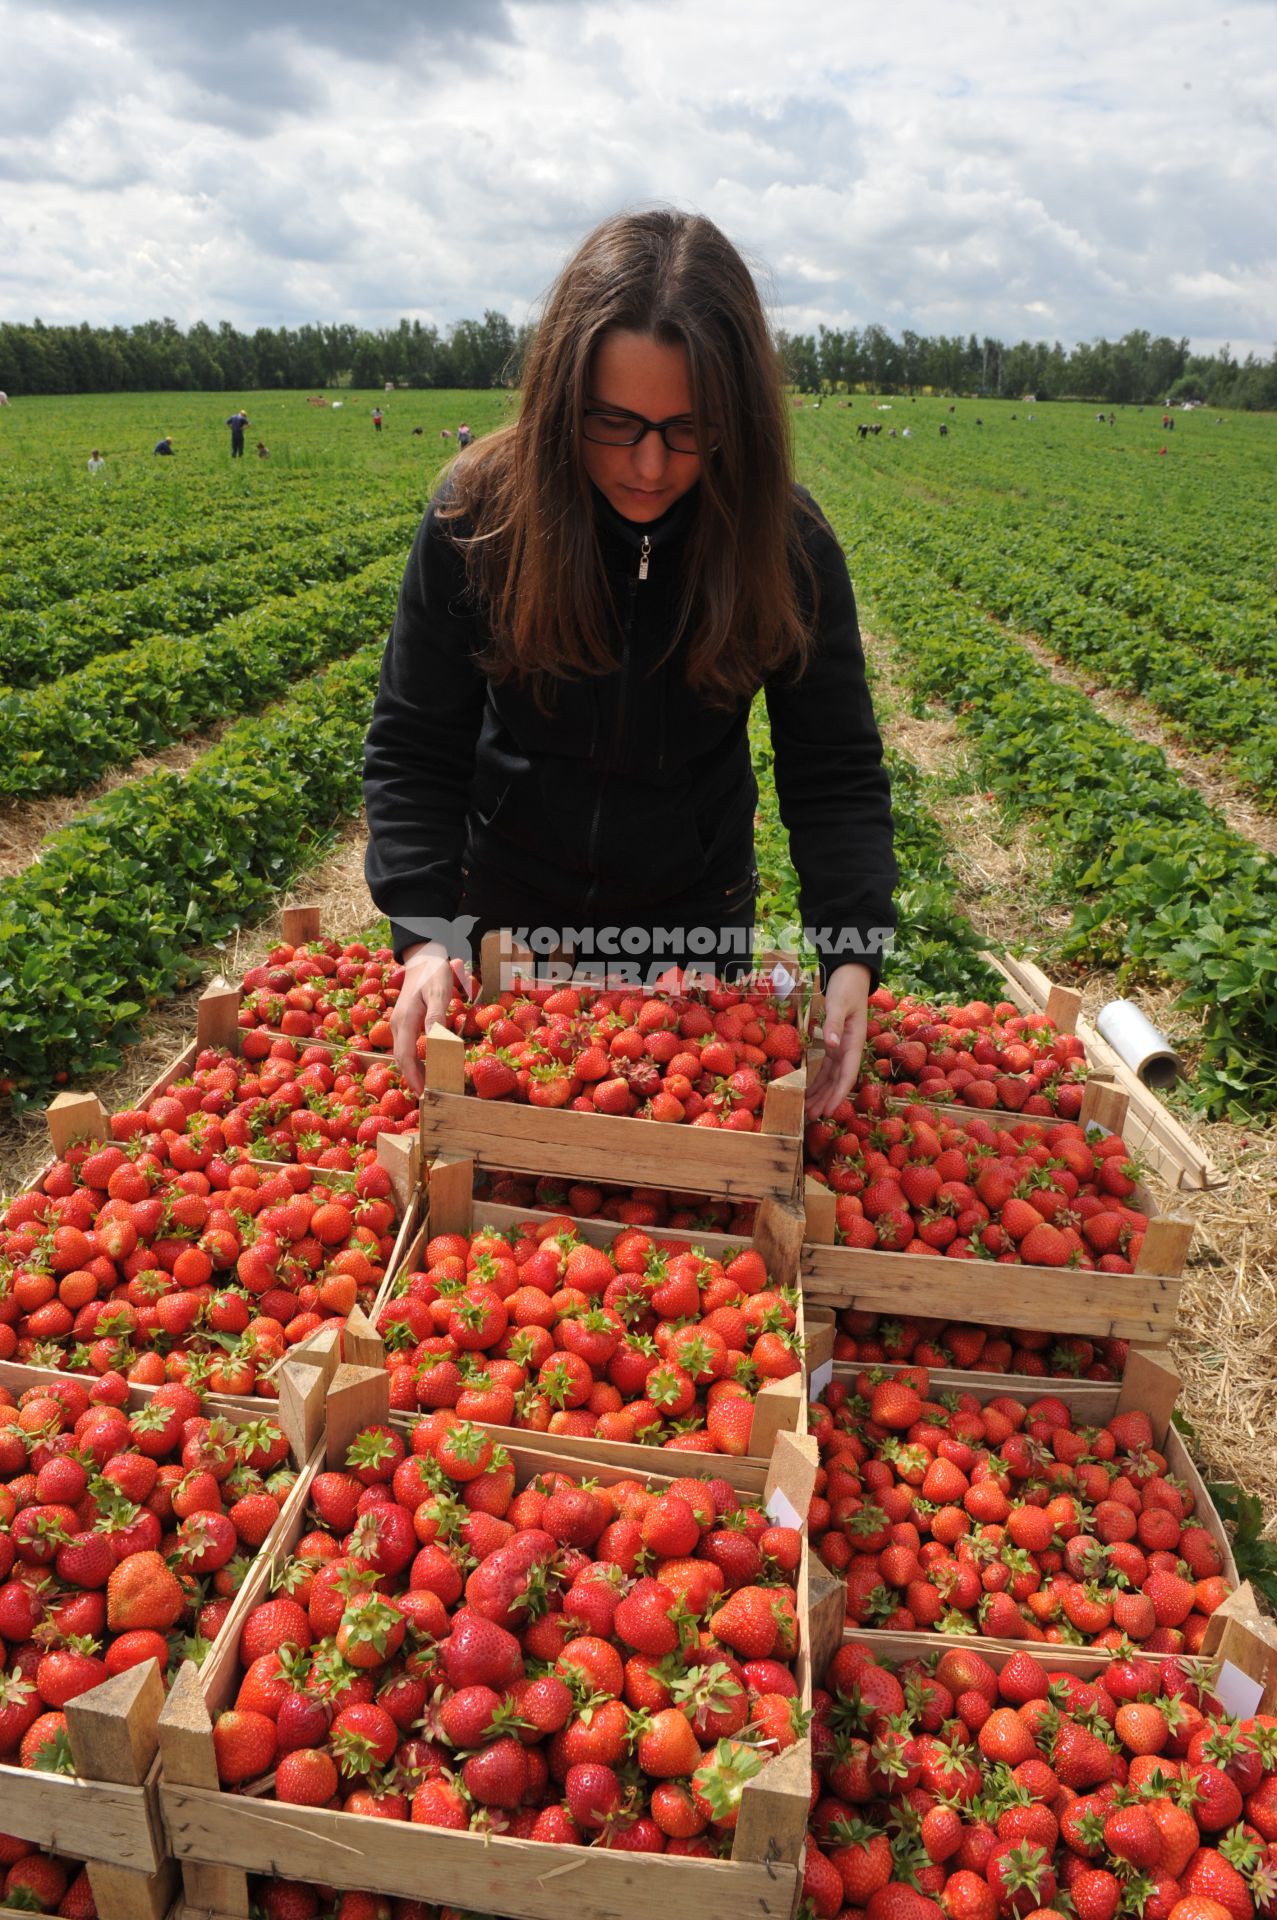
[364,209,896,1116]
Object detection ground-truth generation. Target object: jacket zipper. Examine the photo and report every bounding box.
[583,535,650,914]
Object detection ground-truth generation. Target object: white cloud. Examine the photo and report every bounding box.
[0,0,1272,356]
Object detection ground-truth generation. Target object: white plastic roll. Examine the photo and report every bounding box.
[1095,1000,1182,1090]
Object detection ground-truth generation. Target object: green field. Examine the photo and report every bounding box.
[1,388,1275,1114]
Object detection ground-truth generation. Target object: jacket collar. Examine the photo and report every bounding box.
[591,481,700,557]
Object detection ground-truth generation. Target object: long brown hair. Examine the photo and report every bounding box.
[441,208,814,704]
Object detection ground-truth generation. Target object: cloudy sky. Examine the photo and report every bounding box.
[2,0,1273,355]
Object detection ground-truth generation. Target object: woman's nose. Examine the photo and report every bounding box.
[632,427,669,478]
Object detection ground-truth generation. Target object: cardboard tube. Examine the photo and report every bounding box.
[1095,1000,1181,1090]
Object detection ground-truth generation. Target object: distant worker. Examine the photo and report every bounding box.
[87,449,105,472]
[154,435,175,455]
[939,424,948,436]
[256,440,269,458]
[412,426,424,435]
[227,409,249,457]
[456,422,473,447]
[372,407,383,431]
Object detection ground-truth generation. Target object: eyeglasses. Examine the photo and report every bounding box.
[581,407,716,454]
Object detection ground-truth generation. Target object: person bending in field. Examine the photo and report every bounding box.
[363,207,897,1118]
[153,435,175,455]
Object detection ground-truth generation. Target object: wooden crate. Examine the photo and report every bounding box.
[801,1148,1193,1346]
[984,952,1224,1192]
[8,1092,418,1400]
[809,1351,1239,1669]
[375,1144,810,1475]
[0,1355,330,1920]
[419,1021,805,1205]
[157,1369,817,1920]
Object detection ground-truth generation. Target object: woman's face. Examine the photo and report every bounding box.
[581,329,703,524]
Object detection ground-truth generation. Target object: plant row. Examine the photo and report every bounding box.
[0,555,403,797]
[0,479,393,615]
[0,644,384,1102]
[750,698,1002,1005]
[864,500,1277,795]
[0,508,416,689]
[840,542,1277,1117]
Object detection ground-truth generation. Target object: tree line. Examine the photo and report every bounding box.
[1,311,1273,409]
[775,326,1277,410]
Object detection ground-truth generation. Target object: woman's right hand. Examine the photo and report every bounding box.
[391,941,457,1096]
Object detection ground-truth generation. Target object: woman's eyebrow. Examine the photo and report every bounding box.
[585,397,695,419]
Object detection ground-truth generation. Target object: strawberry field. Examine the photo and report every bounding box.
[1,386,1276,1920]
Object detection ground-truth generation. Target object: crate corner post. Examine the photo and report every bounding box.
[157,1659,252,1920]
[195,978,243,1051]
[45,1090,110,1157]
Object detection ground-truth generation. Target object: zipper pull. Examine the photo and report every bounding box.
[637,536,651,582]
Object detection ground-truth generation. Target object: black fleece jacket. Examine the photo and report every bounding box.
[363,482,897,977]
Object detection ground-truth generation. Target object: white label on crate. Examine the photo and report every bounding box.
[810,1358,834,1399]
[771,963,797,1001]
[1214,1661,1264,1721]
[766,1488,803,1531]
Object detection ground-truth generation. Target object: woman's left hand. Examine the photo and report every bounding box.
[805,961,872,1116]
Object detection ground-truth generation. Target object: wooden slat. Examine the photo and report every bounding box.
[0,1768,161,1871]
[157,1786,797,1920]
[801,1241,1181,1341]
[420,1083,801,1199]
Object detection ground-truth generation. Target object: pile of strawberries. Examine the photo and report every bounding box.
[806,1105,1149,1271]
[809,1368,1229,1648]
[475,1166,758,1238]
[0,1140,397,1392]
[803,1637,1277,1920]
[0,1374,294,1773]
[238,942,404,1051]
[831,1310,1130,1383]
[857,991,1090,1117]
[377,1218,801,1456]
[121,1039,418,1173]
[453,983,803,1128]
[208,1418,805,1854]
[0,1838,95,1917]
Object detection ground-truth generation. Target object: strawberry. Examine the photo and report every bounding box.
[461,1734,529,1808]
[275,1747,339,1805]
[212,1707,278,1784]
[637,1707,703,1778]
[106,1550,185,1632]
